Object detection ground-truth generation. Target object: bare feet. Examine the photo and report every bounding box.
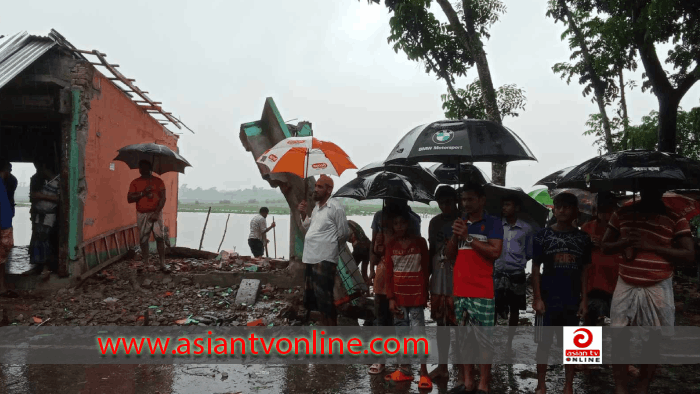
[428,365,449,380]
[535,385,546,394]
[628,365,640,378]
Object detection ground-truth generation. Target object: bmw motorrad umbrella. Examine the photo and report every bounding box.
[428,162,491,185]
[333,171,435,204]
[384,119,537,164]
[114,142,192,174]
[557,150,700,192]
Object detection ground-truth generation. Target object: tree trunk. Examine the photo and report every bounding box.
[657,94,680,153]
[436,0,506,185]
[619,68,629,150]
[559,0,614,153]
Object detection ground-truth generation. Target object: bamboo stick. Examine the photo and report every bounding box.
[217,214,231,253]
[198,207,212,251]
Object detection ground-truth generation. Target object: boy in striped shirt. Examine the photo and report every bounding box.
[602,187,695,394]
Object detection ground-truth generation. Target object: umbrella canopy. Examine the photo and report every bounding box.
[534,165,576,189]
[384,119,537,164]
[256,137,356,178]
[428,163,491,185]
[356,161,440,192]
[557,150,700,191]
[484,184,549,228]
[528,188,553,208]
[551,188,596,216]
[622,191,700,221]
[333,171,434,204]
[114,143,191,175]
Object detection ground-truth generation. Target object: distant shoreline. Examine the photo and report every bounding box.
[176,202,441,217]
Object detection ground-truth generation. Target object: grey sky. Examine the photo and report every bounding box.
[4,0,699,194]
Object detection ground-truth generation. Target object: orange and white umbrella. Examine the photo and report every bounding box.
[256,136,356,178]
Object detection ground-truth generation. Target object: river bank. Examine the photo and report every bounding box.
[176,201,441,216]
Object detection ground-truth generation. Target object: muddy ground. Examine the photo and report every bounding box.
[1,255,700,393]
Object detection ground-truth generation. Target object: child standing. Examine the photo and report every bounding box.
[384,212,431,390]
[532,192,592,394]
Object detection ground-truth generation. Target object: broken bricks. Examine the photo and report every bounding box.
[234,279,261,306]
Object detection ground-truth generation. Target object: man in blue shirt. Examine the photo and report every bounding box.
[494,194,536,355]
[0,164,14,295]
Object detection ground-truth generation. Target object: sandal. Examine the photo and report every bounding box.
[384,368,413,382]
[368,364,385,375]
[418,375,433,390]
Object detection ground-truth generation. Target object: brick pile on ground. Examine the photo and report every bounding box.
[0,255,304,328]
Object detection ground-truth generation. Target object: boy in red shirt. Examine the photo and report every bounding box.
[446,183,504,394]
[127,160,168,280]
[384,211,431,389]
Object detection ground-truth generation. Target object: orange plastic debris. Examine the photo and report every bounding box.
[175,318,188,325]
[247,319,264,326]
[163,292,173,297]
[32,317,42,324]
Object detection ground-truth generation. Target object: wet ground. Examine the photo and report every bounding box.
[2,362,700,393]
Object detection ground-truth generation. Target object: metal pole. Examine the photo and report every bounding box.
[273,216,277,259]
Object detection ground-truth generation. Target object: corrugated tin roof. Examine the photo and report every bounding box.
[0,31,56,90]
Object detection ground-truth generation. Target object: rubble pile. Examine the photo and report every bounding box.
[0,255,304,327]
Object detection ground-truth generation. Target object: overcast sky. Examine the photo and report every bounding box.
[4,0,699,194]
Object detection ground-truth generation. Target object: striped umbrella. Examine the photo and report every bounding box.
[256,136,356,178]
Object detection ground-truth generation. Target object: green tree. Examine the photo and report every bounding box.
[440,79,527,121]
[547,0,637,153]
[582,0,700,153]
[365,0,523,185]
[584,107,700,159]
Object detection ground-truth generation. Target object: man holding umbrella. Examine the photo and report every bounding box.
[297,175,350,326]
[127,160,168,276]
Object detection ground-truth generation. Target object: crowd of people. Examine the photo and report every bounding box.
[296,175,695,394]
[0,159,61,294]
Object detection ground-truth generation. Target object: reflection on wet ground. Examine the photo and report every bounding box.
[1,363,699,393]
[5,246,31,275]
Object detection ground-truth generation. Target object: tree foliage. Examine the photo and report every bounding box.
[584,107,700,159]
[365,0,522,185]
[576,0,700,152]
[440,79,526,120]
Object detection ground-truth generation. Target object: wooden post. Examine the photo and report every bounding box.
[199,207,212,251]
[217,214,231,253]
[273,217,277,259]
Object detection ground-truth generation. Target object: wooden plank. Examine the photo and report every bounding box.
[74,252,128,288]
[91,63,119,67]
[114,232,122,255]
[94,242,101,265]
[104,237,112,259]
[79,224,137,248]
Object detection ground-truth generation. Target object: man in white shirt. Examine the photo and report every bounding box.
[297,175,350,326]
[248,207,276,258]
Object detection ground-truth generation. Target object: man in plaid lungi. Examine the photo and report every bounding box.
[446,183,504,394]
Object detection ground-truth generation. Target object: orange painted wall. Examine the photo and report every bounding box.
[83,72,179,243]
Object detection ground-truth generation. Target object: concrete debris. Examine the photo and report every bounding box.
[234,279,261,306]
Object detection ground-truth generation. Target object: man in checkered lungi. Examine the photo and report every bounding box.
[446,183,504,394]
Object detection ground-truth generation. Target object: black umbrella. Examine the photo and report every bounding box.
[534,165,577,189]
[384,119,537,164]
[114,143,191,175]
[333,171,434,204]
[484,183,549,228]
[557,150,699,192]
[356,161,440,192]
[428,162,491,185]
